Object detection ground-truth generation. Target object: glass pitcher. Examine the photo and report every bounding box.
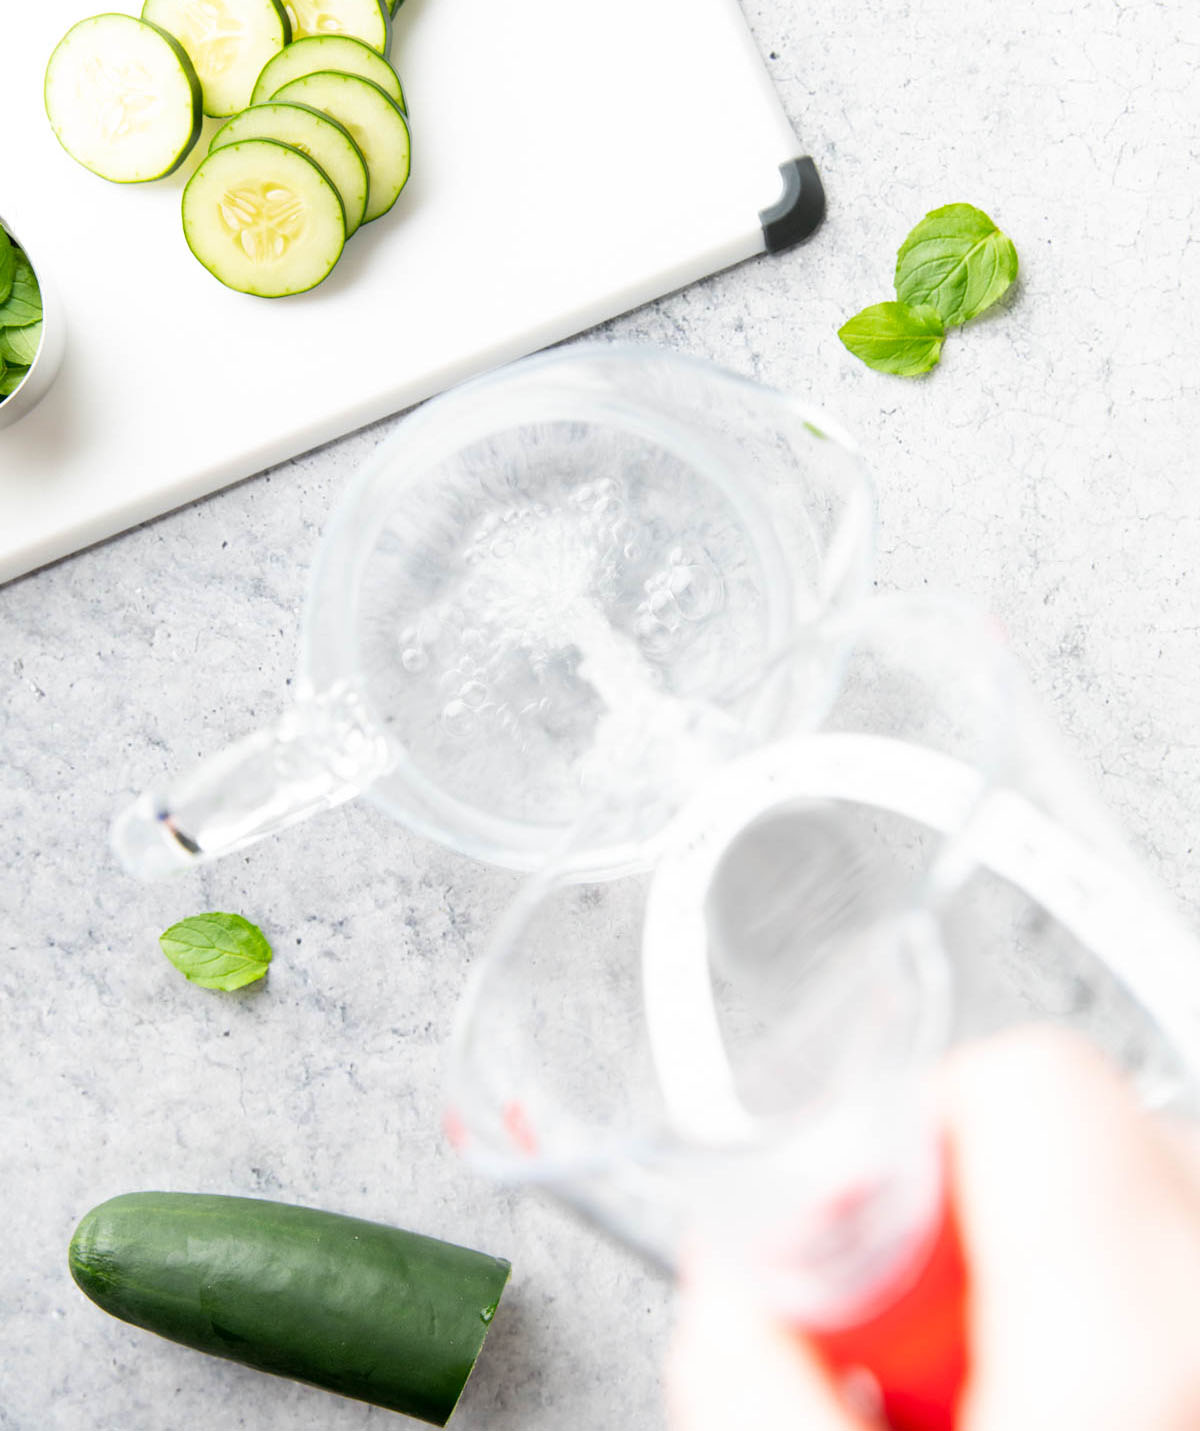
[112,344,871,879]
[446,595,1200,1431]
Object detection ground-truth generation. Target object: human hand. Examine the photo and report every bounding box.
[667,1029,1200,1431]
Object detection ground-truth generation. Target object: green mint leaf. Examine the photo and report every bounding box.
[0,253,42,329]
[838,301,945,376]
[0,229,14,308]
[0,363,29,397]
[0,321,41,367]
[894,203,1018,327]
[159,912,273,992]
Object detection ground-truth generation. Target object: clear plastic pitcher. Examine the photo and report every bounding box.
[446,595,1200,1430]
[112,345,871,879]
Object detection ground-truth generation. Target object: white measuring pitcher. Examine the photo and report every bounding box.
[113,345,872,879]
[447,594,1200,1430]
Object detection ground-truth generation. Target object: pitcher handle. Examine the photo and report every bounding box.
[111,684,392,879]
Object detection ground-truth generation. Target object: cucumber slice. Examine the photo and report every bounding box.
[183,138,345,296]
[69,1193,511,1426]
[141,0,291,118]
[251,33,405,111]
[44,14,202,183]
[272,71,409,223]
[283,0,390,53]
[211,101,368,235]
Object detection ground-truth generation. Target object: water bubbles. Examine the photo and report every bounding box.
[399,624,430,675]
[634,546,725,661]
[570,478,601,509]
[464,511,500,565]
[440,698,475,738]
[634,612,677,660]
[520,696,552,719]
[406,487,729,712]
[611,517,642,563]
[673,562,723,621]
[374,448,758,828]
[567,476,629,568]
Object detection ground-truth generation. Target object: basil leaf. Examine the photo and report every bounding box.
[0,253,42,329]
[159,912,273,991]
[0,363,29,397]
[838,301,945,376]
[0,321,41,367]
[0,229,14,308]
[894,203,1018,327]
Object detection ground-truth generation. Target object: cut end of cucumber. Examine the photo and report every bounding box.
[440,1259,513,1426]
[45,13,203,182]
[142,0,293,117]
[183,138,346,296]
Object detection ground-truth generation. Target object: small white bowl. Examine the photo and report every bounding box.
[0,213,65,431]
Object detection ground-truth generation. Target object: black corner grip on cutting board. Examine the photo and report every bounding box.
[759,157,826,253]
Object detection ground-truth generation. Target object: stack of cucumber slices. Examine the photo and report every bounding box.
[44,1,411,296]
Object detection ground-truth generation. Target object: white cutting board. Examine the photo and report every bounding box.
[0,0,806,583]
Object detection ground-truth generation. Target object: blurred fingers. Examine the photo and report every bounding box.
[939,1028,1200,1431]
[667,1252,871,1431]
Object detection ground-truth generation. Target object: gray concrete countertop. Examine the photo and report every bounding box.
[4,0,1199,1425]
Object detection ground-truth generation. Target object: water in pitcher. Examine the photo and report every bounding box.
[355,421,785,830]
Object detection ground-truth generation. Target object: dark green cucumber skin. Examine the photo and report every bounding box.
[69,1192,510,1425]
[374,0,394,52]
[127,18,204,176]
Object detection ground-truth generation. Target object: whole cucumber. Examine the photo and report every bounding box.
[69,1192,511,1424]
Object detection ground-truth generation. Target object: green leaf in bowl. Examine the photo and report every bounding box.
[0,229,14,308]
[0,252,42,329]
[0,362,29,396]
[0,320,41,367]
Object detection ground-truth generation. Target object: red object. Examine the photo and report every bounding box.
[798,1185,969,1431]
[442,1107,468,1151]
[502,1099,540,1155]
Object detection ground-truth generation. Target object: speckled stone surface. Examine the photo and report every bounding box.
[3,0,1199,1425]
